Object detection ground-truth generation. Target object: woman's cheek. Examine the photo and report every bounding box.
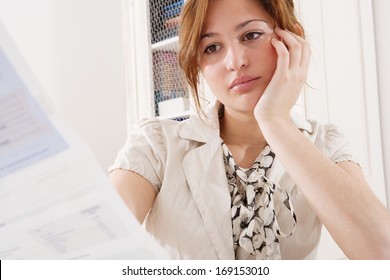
[202,65,220,88]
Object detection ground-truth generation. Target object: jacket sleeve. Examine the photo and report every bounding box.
[108,118,166,193]
[320,123,359,164]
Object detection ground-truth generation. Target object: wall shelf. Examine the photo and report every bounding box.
[152,36,179,51]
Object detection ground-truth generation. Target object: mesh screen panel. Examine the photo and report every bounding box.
[149,0,189,118]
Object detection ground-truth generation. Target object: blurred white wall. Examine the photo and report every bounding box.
[0,0,127,172]
[373,0,390,206]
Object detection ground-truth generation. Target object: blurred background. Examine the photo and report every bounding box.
[0,0,127,172]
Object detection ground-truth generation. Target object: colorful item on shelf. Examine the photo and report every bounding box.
[163,0,185,20]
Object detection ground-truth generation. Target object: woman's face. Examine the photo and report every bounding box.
[199,0,278,116]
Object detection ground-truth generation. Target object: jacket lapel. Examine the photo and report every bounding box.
[179,104,234,259]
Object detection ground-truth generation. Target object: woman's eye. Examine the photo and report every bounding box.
[243,32,263,41]
[204,44,220,54]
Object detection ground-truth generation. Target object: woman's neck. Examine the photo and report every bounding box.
[219,107,268,168]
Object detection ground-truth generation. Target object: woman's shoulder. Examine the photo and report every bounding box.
[131,117,187,134]
[110,117,190,178]
[306,119,346,143]
[306,119,357,163]
[132,116,189,139]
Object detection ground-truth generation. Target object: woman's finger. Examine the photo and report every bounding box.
[270,37,290,74]
[274,27,302,70]
[285,30,311,71]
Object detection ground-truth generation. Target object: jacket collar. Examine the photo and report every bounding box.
[179,101,221,143]
[179,101,313,143]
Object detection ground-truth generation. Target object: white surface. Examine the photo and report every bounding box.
[373,0,390,207]
[0,0,127,171]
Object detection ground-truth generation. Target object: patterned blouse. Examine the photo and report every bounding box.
[221,141,297,260]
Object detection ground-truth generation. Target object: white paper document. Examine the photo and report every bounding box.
[0,23,167,259]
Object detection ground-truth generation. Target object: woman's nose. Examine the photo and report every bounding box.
[224,44,249,71]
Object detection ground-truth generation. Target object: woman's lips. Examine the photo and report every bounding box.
[229,76,261,92]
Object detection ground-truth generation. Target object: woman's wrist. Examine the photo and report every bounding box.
[255,111,292,128]
[256,113,297,143]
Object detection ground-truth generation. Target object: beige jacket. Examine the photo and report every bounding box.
[109,103,356,259]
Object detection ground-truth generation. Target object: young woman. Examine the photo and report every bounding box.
[109,0,390,259]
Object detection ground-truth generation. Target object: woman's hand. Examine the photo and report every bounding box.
[254,27,311,124]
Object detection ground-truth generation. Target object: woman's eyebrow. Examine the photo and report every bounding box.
[200,19,269,42]
[200,32,218,42]
[234,19,269,32]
